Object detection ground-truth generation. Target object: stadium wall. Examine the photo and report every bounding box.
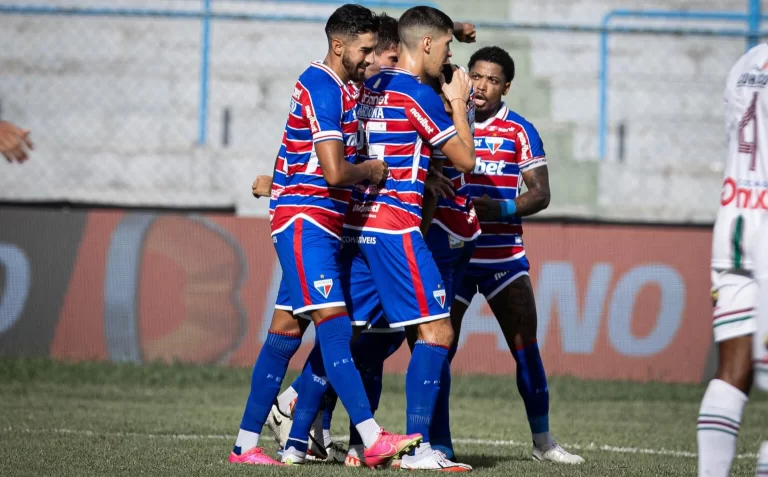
[0,206,716,383]
[1,0,765,222]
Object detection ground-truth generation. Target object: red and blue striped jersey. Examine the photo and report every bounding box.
[466,103,546,265]
[268,139,288,226]
[270,61,359,238]
[432,89,481,241]
[345,67,458,233]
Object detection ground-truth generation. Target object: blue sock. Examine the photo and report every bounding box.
[236,331,301,454]
[430,345,457,450]
[406,340,449,445]
[323,387,337,443]
[316,315,373,426]
[285,337,328,454]
[511,341,550,435]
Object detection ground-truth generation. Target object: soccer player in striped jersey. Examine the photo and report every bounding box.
[698,44,768,477]
[340,6,477,471]
[448,46,583,464]
[230,4,422,468]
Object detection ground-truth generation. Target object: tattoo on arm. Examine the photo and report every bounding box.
[514,165,550,217]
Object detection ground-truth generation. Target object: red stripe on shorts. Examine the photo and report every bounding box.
[402,233,430,318]
[293,218,312,307]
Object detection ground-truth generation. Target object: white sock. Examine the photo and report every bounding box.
[235,429,260,453]
[277,386,298,415]
[348,444,364,458]
[355,418,382,448]
[756,441,768,477]
[323,429,332,447]
[533,432,551,449]
[697,379,747,477]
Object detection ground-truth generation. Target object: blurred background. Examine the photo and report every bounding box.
[1,0,765,384]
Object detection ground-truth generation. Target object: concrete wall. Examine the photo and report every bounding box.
[1,0,763,221]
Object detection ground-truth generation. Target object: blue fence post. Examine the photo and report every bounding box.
[597,12,613,162]
[747,0,762,50]
[198,0,211,146]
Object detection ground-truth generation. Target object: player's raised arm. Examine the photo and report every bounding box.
[436,67,476,173]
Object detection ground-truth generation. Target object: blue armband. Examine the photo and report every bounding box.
[500,200,517,218]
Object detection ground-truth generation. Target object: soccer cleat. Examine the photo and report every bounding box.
[432,444,455,460]
[324,441,348,463]
[281,446,307,465]
[228,447,285,466]
[345,453,365,467]
[364,430,423,468]
[265,399,294,448]
[400,449,473,472]
[532,441,585,464]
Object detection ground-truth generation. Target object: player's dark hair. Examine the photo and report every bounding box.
[468,46,515,83]
[325,4,379,41]
[376,12,400,54]
[398,6,454,49]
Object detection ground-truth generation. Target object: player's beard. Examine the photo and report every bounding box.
[343,51,367,83]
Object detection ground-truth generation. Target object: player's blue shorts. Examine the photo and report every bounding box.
[275,275,293,312]
[425,225,476,309]
[341,229,449,328]
[272,217,346,315]
[455,256,531,306]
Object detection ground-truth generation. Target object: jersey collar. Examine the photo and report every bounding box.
[475,102,508,130]
[311,61,344,87]
[380,66,419,78]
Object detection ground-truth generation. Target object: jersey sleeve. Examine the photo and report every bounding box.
[301,80,343,144]
[404,86,457,147]
[515,119,547,172]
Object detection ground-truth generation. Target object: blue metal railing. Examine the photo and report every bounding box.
[2,3,766,150]
[598,3,765,160]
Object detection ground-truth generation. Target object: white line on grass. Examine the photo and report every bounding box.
[1,427,758,459]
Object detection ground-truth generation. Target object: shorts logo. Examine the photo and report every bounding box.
[448,235,463,249]
[314,278,333,299]
[433,289,446,308]
[711,289,719,308]
[494,271,508,282]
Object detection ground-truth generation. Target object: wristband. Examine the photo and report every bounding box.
[500,200,517,218]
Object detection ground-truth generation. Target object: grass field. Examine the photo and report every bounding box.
[1,358,767,476]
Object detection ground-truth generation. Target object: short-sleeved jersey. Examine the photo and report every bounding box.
[465,103,546,265]
[712,44,768,271]
[344,67,458,233]
[271,61,359,238]
[268,140,288,226]
[432,89,481,241]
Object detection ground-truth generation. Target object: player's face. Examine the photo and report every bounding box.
[365,47,399,80]
[425,33,453,79]
[342,32,377,83]
[469,60,511,115]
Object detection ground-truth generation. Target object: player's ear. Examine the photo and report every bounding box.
[423,35,432,55]
[331,37,344,57]
[502,81,511,96]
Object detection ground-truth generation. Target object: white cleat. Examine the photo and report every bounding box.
[401,449,473,472]
[281,446,307,465]
[265,400,293,448]
[532,441,585,464]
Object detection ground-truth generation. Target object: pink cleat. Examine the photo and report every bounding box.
[228,447,285,466]
[364,430,423,468]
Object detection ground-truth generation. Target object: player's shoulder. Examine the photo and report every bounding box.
[298,62,344,96]
[726,44,768,85]
[499,106,539,134]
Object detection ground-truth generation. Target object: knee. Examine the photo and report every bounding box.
[715,337,754,394]
[417,319,454,347]
[269,309,304,335]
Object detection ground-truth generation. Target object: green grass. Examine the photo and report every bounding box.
[1,358,767,476]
